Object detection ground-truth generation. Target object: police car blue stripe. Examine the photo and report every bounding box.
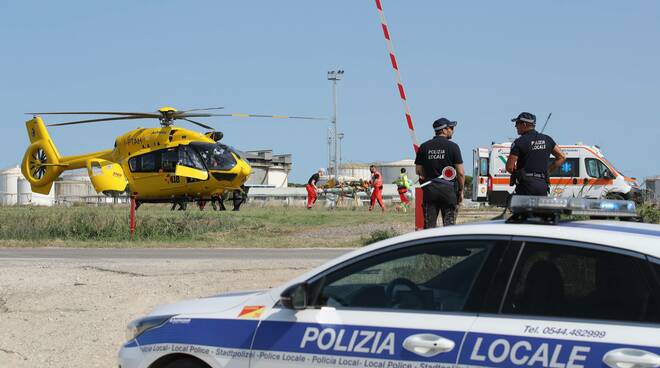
[252,320,465,363]
[126,318,660,367]
[129,318,465,363]
[135,318,258,349]
[562,222,660,237]
[459,331,660,368]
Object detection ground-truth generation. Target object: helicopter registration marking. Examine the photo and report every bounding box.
[125,137,143,145]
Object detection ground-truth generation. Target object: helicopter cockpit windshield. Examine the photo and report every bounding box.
[191,142,237,171]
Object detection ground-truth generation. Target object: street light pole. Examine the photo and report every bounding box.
[338,132,344,180]
[327,69,344,182]
[327,128,332,176]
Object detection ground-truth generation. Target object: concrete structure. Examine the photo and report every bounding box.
[376,159,419,186]
[244,150,292,188]
[646,176,660,204]
[338,163,371,181]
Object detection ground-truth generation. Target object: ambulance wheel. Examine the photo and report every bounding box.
[158,356,211,368]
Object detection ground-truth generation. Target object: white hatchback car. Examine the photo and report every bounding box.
[119,197,660,368]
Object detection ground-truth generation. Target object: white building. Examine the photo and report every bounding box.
[244,150,292,188]
[646,176,660,204]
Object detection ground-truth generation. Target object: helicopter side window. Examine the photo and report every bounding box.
[161,148,179,173]
[128,151,159,173]
[179,145,206,171]
[191,143,237,171]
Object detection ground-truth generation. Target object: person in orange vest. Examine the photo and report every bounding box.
[306,169,323,209]
[369,165,386,212]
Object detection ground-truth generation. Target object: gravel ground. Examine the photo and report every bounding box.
[0,257,328,368]
[0,213,494,367]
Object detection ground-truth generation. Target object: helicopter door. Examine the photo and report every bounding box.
[175,145,209,180]
[160,148,188,192]
[128,149,183,196]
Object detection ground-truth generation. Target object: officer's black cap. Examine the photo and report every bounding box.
[433,117,458,131]
[511,112,536,124]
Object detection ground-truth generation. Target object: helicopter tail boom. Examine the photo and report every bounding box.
[21,117,65,194]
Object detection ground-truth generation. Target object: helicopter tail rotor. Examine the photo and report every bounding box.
[21,116,67,194]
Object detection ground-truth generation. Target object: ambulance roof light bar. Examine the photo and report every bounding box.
[508,195,637,224]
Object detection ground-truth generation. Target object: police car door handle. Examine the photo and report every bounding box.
[402,334,455,357]
[603,348,660,368]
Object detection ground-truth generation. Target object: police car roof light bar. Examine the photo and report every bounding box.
[509,195,637,220]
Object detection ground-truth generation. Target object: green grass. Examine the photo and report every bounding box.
[0,205,415,247]
[639,204,660,224]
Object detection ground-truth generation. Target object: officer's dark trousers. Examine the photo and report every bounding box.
[422,182,457,228]
[515,177,549,196]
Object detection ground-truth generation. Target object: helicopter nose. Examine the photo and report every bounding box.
[239,161,252,180]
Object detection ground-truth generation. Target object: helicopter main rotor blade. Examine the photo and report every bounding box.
[179,107,224,113]
[198,113,327,120]
[176,113,228,118]
[181,118,215,130]
[48,116,149,126]
[27,111,161,117]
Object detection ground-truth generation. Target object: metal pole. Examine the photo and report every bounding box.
[338,132,344,182]
[328,69,343,182]
[327,128,332,176]
[332,79,338,182]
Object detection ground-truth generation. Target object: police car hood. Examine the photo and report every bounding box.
[148,290,267,316]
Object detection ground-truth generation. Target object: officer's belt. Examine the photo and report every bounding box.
[429,177,455,186]
[523,172,547,179]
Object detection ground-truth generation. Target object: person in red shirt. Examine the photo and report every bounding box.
[369,165,386,212]
[306,169,322,209]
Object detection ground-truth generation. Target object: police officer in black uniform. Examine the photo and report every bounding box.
[506,112,566,196]
[415,117,465,228]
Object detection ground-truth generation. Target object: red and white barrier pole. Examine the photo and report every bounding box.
[129,194,136,240]
[374,0,420,153]
[373,0,424,229]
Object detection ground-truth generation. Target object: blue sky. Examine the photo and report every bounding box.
[1,1,658,182]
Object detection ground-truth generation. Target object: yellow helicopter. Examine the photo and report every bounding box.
[21,107,321,209]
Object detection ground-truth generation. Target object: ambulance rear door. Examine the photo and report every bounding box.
[488,145,513,207]
[472,148,489,202]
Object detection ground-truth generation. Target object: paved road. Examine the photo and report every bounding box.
[0,247,352,260]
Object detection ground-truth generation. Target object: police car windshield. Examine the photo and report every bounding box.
[191,142,237,171]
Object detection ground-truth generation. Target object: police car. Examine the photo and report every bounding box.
[119,196,660,368]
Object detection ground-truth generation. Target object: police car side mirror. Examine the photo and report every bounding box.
[280,282,308,310]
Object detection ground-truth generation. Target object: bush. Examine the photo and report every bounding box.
[361,228,398,245]
[639,205,660,224]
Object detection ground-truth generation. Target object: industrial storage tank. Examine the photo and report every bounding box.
[17,177,55,206]
[0,166,20,205]
[338,163,371,181]
[55,171,96,203]
[376,159,418,186]
[17,178,31,205]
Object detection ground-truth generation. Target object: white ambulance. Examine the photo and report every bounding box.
[472,142,641,206]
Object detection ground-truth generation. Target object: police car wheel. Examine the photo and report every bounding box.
[159,357,211,368]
